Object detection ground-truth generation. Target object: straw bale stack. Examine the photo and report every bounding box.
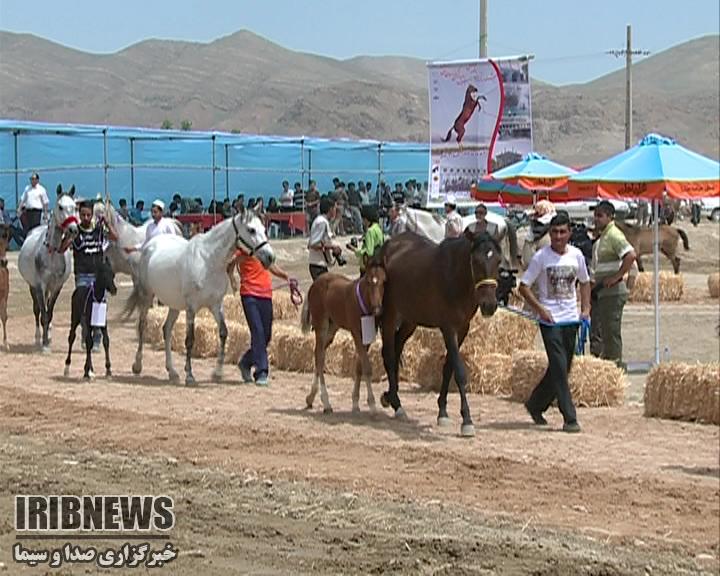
[509,352,625,407]
[267,324,345,376]
[465,308,537,356]
[708,272,720,298]
[273,290,300,320]
[337,338,386,383]
[629,272,684,302]
[644,363,720,425]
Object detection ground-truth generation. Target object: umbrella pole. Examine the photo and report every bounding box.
[653,199,660,364]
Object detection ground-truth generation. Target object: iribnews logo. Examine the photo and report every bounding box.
[15,495,175,532]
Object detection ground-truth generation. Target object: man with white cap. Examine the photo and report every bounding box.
[444,194,463,239]
[124,199,177,254]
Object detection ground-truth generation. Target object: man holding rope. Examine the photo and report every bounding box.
[518,211,590,433]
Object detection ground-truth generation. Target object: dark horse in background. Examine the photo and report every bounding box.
[64,258,117,380]
[378,230,502,437]
[441,84,486,146]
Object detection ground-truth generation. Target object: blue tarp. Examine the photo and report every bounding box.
[0,120,431,209]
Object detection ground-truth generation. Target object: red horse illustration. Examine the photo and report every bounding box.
[442,84,487,145]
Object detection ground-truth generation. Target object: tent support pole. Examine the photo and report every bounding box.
[653,199,660,364]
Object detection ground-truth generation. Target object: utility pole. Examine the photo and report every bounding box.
[606,25,650,149]
[479,0,488,58]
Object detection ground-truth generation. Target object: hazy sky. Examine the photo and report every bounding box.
[0,0,718,85]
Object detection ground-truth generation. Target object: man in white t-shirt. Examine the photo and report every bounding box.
[19,172,49,233]
[279,180,294,211]
[518,211,590,433]
[124,199,177,253]
[307,196,342,281]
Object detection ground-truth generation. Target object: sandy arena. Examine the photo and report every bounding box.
[0,222,718,575]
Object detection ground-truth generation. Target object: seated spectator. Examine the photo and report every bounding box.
[118,198,130,220]
[208,200,218,214]
[172,194,183,213]
[267,198,279,213]
[129,200,146,225]
[222,199,232,217]
[169,201,179,217]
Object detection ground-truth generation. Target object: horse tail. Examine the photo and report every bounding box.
[300,295,312,334]
[676,227,690,250]
[505,218,519,266]
[121,283,141,321]
[441,128,453,142]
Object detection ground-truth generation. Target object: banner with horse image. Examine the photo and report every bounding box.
[427,56,533,207]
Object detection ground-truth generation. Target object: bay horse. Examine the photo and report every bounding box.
[441,84,486,145]
[615,221,689,274]
[64,258,117,379]
[18,184,79,351]
[378,230,502,437]
[300,258,387,414]
[0,223,11,350]
[123,208,274,386]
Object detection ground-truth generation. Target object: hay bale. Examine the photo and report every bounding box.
[708,272,720,298]
[567,356,625,407]
[465,308,537,356]
[267,325,346,376]
[629,272,684,302]
[644,363,720,425]
[338,337,385,383]
[144,307,167,345]
[222,295,244,323]
[509,352,624,407]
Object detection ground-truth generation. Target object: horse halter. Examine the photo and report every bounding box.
[232,215,268,257]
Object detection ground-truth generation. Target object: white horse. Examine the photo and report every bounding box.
[93,200,182,279]
[123,208,274,385]
[400,206,519,267]
[18,185,80,351]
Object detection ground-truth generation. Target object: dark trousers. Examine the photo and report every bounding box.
[309,264,328,281]
[527,324,578,424]
[23,209,42,233]
[240,295,273,379]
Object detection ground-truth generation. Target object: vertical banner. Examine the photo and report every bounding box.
[427,56,532,207]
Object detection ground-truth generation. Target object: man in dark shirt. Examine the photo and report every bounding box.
[61,200,118,349]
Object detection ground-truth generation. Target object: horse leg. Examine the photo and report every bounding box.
[317,323,336,414]
[184,308,197,386]
[162,309,181,382]
[0,299,7,351]
[636,254,645,273]
[83,317,95,380]
[352,343,362,414]
[102,327,111,378]
[380,308,403,415]
[35,286,51,353]
[64,310,80,378]
[661,246,680,274]
[132,306,149,375]
[30,287,41,346]
[442,328,474,437]
[210,303,228,382]
[437,322,469,427]
[360,343,376,412]
[47,291,60,345]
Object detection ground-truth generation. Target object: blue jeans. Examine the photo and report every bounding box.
[240,295,273,380]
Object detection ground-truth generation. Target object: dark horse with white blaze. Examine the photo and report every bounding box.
[378,230,502,437]
[64,258,117,379]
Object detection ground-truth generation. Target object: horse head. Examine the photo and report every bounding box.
[464,229,502,317]
[233,207,275,268]
[362,255,387,317]
[0,223,11,245]
[97,257,118,297]
[54,184,79,237]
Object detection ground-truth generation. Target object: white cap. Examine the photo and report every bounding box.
[151,199,165,211]
[445,194,457,206]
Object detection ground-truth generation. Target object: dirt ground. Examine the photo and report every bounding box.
[0,221,718,575]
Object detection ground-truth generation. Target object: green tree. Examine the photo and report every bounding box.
[180,120,193,131]
[161,119,173,130]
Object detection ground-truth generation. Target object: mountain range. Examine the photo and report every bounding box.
[0,30,717,164]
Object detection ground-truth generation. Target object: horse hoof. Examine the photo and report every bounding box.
[185,376,197,387]
[395,407,408,420]
[41,346,51,355]
[437,416,451,427]
[84,371,95,381]
[63,366,70,378]
[131,362,142,375]
[169,371,180,383]
[106,372,112,380]
[460,424,476,438]
[211,370,223,383]
[352,405,361,414]
[380,392,390,408]
[323,406,333,414]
